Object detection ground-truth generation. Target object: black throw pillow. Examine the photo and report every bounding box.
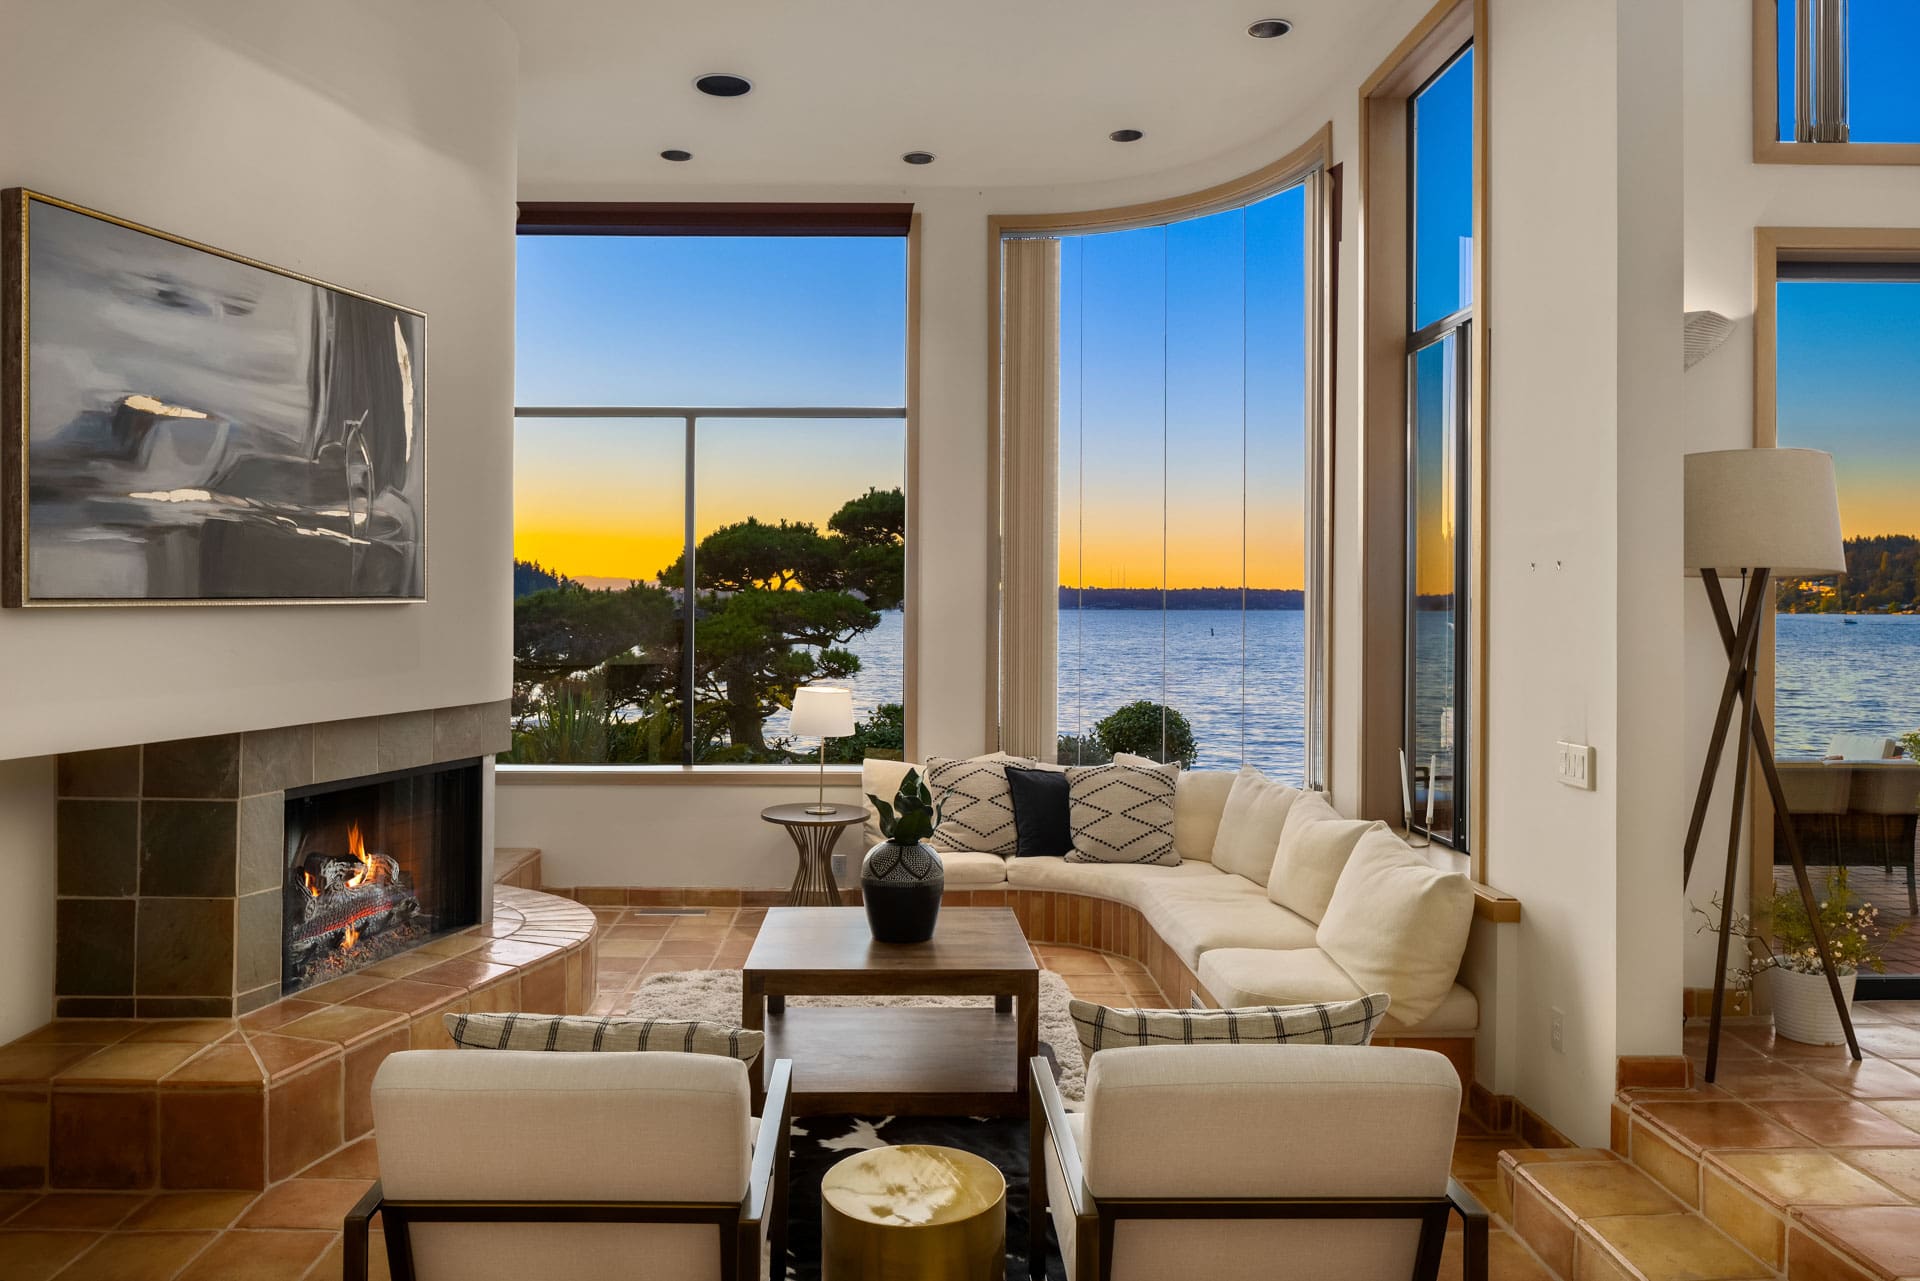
[1004,764,1073,858]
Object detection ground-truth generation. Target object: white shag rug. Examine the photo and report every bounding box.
[629,967,1086,1102]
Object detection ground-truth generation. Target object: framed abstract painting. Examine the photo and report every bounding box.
[1,189,425,606]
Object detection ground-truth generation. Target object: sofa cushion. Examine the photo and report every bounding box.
[1197,948,1480,1036]
[445,1013,763,1065]
[935,849,1011,886]
[1134,879,1319,969]
[1267,791,1378,924]
[1315,827,1474,1027]
[1069,994,1389,1062]
[1005,855,1217,907]
[1066,761,1179,866]
[1209,768,1300,886]
[861,758,917,846]
[1006,763,1073,857]
[1172,769,1236,862]
[925,754,1039,856]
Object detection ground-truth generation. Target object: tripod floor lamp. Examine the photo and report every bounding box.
[1682,447,1861,1081]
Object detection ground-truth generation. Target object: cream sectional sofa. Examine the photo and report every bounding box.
[860,759,1479,1042]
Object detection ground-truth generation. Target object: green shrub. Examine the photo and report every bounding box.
[1092,701,1197,768]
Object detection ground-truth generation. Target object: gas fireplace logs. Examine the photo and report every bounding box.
[287,823,420,975]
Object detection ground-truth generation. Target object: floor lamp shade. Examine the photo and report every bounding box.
[791,686,856,738]
[1684,448,1845,576]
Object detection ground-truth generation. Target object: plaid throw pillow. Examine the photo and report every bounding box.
[444,1013,763,1065]
[925,754,1039,855]
[1065,762,1179,865]
[1068,993,1390,1062]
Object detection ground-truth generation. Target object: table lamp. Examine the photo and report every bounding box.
[791,685,856,814]
[1680,447,1857,1079]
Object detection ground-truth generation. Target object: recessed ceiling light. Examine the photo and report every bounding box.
[660,149,693,162]
[694,73,753,97]
[902,151,936,165]
[1109,129,1145,143]
[1247,18,1293,38]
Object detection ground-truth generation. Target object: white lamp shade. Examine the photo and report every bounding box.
[1684,448,1845,577]
[789,685,856,738]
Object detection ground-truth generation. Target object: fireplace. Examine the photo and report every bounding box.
[282,758,483,995]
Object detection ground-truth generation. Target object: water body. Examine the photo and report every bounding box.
[797,609,1920,773]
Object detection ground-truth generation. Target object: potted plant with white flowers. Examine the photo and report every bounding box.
[1696,866,1905,1044]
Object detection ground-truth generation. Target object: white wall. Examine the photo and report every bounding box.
[0,758,56,1044]
[1679,0,1920,986]
[0,0,519,762]
[0,0,518,1036]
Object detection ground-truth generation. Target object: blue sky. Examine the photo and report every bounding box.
[1777,0,1920,142]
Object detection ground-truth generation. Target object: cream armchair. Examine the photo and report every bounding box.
[346,1050,792,1281]
[1030,1045,1485,1281]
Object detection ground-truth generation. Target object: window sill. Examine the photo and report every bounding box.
[1754,139,1920,166]
[496,764,867,787]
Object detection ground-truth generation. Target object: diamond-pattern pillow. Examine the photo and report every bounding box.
[925,754,1038,855]
[1069,993,1390,1062]
[1065,762,1179,865]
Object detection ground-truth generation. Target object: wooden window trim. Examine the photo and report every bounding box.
[511,205,922,767]
[1747,226,1920,917]
[1358,0,1490,880]
[1752,0,1920,165]
[984,124,1338,784]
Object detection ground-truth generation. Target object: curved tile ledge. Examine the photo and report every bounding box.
[0,885,598,1191]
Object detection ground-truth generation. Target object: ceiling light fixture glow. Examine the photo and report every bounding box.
[901,151,936,165]
[1109,129,1144,142]
[693,73,753,97]
[1247,18,1293,38]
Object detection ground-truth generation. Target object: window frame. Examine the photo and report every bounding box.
[1749,226,1920,969]
[505,205,921,777]
[1753,0,1920,165]
[1359,0,1488,875]
[985,124,1338,789]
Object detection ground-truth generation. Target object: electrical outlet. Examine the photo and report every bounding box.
[1556,740,1595,790]
[1550,1008,1565,1054]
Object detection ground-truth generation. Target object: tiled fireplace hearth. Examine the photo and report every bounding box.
[54,703,508,1019]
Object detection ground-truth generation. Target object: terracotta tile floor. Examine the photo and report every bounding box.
[0,917,1557,1280]
[1773,863,1920,972]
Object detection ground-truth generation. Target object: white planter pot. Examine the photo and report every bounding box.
[1768,967,1858,1045]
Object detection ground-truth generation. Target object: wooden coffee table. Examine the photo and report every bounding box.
[741,907,1040,1117]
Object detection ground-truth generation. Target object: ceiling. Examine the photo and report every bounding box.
[501,1,1390,192]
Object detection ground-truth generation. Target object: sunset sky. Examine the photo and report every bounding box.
[1777,279,1920,540]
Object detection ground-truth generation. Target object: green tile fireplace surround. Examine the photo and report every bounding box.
[52,701,509,1019]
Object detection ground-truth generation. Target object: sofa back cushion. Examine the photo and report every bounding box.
[1209,768,1300,885]
[1116,754,1235,862]
[374,1049,752,1279]
[1065,761,1180,866]
[1076,1044,1460,1279]
[861,757,918,846]
[1266,790,1376,923]
[1316,827,1474,1027]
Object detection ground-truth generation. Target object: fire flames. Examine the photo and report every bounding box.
[301,871,320,899]
[341,923,360,950]
[345,822,371,888]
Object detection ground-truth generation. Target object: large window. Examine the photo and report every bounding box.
[1406,45,1475,850]
[1765,0,1920,153]
[509,229,909,766]
[1048,179,1322,781]
[1770,259,1920,982]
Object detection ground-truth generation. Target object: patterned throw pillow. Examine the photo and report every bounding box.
[1068,993,1390,1062]
[444,1013,763,1065]
[925,754,1039,855]
[1065,761,1179,865]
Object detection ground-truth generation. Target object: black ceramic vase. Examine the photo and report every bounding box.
[860,839,944,943]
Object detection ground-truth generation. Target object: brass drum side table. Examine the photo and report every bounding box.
[761,802,866,907]
[821,1144,1006,1280]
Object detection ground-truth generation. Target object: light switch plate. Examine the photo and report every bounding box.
[1556,741,1595,790]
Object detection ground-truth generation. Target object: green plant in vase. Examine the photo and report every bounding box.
[861,769,947,943]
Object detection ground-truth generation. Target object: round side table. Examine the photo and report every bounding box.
[821,1144,1006,1280]
[761,802,866,907]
